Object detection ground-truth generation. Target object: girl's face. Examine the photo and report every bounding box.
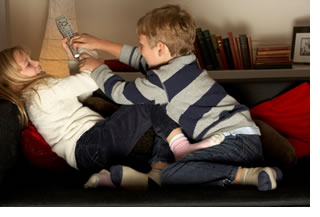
[14,50,42,77]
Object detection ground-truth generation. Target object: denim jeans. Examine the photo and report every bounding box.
[161,134,263,187]
[75,104,178,173]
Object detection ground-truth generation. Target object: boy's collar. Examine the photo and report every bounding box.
[149,54,196,70]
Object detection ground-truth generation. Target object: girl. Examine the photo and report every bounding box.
[0,39,219,190]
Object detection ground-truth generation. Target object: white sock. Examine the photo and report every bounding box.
[84,169,116,189]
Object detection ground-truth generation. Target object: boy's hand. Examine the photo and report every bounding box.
[61,37,76,60]
[70,33,100,50]
[79,53,104,72]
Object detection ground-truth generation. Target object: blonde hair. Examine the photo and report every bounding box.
[0,46,51,127]
[137,4,196,56]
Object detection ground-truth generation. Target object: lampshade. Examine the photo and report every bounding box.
[39,0,78,77]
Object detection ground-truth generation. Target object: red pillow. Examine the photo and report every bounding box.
[104,59,136,72]
[250,82,310,158]
[21,121,71,172]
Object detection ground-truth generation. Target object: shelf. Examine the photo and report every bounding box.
[207,65,310,81]
[115,65,310,82]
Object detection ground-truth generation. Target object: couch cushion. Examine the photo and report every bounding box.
[0,100,22,185]
[250,82,310,158]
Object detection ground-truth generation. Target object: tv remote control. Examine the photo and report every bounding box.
[55,16,80,59]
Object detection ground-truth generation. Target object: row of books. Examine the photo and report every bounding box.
[194,28,292,70]
[254,46,292,69]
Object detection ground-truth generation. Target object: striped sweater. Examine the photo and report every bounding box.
[91,45,259,140]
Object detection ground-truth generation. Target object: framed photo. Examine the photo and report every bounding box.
[291,26,310,63]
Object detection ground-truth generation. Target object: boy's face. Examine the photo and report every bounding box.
[138,34,163,68]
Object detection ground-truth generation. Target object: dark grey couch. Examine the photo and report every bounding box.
[0,70,310,207]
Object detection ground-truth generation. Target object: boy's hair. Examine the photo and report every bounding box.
[137,4,196,56]
[0,46,50,126]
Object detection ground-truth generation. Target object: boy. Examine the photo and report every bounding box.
[72,5,282,191]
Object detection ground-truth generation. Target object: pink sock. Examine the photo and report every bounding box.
[169,134,213,160]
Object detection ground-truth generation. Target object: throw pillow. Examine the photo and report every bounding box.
[104,59,136,72]
[250,82,310,158]
[254,119,296,169]
[21,121,71,172]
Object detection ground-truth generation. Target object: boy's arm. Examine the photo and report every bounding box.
[91,64,168,105]
[119,44,148,74]
[70,33,122,59]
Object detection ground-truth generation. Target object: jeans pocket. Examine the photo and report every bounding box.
[85,146,104,170]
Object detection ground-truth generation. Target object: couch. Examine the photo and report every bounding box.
[0,62,310,207]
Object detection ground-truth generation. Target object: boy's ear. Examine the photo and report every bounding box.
[157,41,170,57]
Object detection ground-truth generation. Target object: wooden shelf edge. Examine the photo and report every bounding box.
[114,65,310,81]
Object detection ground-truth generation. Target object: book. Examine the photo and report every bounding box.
[235,37,244,69]
[227,32,239,69]
[248,36,254,68]
[202,30,219,69]
[256,46,291,51]
[256,49,291,56]
[254,45,292,69]
[254,64,292,69]
[196,28,214,70]
[239,34,251,69]
[216,36,229,69]
[255,60,292,64]
[223,38,234,69]
[211,34,224,69]
[193,36,205,69]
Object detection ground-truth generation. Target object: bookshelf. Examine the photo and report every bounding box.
[115,65,310,82]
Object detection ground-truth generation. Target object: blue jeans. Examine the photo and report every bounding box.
[75,104,177,173]
[161,134,263,187]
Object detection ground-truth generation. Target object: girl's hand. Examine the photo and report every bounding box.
[61,37,76,60]
[79,53,104,72]
[70,33,101,50]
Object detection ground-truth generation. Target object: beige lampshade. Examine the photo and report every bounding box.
[39,0,78,77]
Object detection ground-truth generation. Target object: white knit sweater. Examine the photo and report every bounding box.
[24,62,104,169]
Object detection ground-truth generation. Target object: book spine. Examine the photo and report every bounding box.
[216,36,229,69]
[254,64,292,69]
[196,28,213,70]
[202,30,219,70]
[193,36,205,69]
[223,38,234,69]
[256,46,291,51]
[211,34,224,70]
[235,37,244,69]
[239,34,251,69]
[256,50,291,55]
[248,36,254,68]
[227,32,239,69]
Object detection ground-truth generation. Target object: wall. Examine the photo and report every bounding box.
[7,0,310,59]
[0,0,9,50]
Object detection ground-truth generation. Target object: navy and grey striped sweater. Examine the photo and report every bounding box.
[91,45,259,141]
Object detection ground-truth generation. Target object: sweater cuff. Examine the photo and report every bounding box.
[119,44,136,64]
[91,64,113,93]
[68,61,79,75]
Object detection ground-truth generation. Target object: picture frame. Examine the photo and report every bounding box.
[291,26,310,63]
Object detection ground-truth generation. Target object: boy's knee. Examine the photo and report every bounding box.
[160,166,175,186]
